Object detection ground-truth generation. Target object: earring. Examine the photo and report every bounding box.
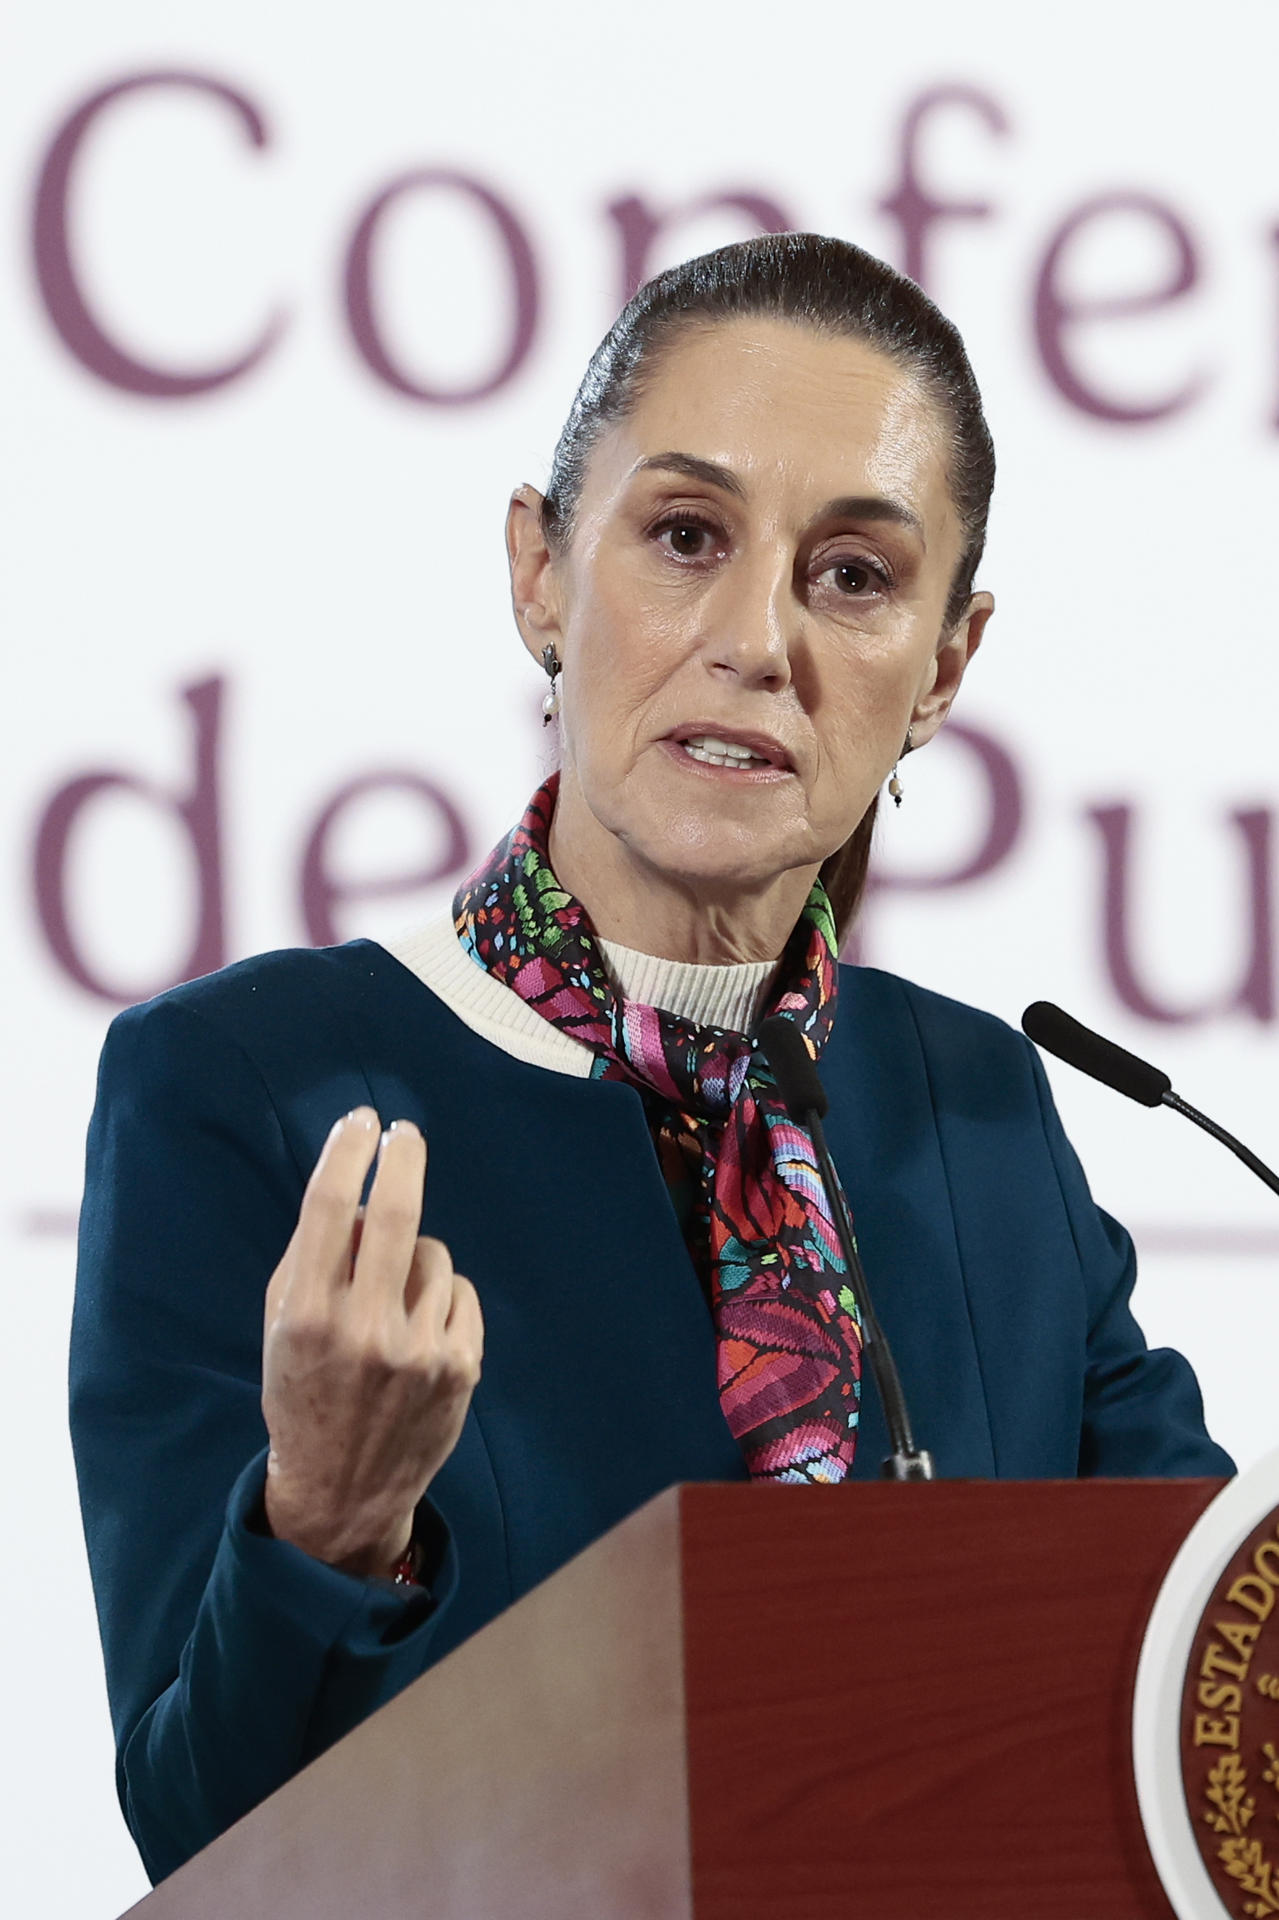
[887,724,915,808]
[540,644,561,726]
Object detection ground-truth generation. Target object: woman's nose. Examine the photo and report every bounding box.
[705,554,795,691]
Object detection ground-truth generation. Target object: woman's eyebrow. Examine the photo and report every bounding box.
[820,494,926,541]
[632,452,748,501]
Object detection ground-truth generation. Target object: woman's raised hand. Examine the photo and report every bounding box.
[261,1109,483,1578]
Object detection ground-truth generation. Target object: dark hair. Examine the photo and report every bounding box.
[541,231,996,938]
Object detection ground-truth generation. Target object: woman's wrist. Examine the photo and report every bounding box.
[262,1476,416,1581]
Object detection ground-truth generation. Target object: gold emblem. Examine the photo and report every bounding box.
[1181,1507,1279,1917]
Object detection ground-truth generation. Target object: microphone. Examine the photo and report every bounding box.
[757,1015,936,1482]
[1021,1001,1279,1200]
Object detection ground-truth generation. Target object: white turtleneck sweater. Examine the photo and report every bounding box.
[384,911,777,1078]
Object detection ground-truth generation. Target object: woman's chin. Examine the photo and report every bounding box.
[568,765,838,900]
[626,834,822,900]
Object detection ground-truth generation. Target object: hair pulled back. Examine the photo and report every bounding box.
[541,231,995,939]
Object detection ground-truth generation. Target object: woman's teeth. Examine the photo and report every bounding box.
[682,735,769,768]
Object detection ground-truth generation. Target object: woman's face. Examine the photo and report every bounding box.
[509,317,992,917]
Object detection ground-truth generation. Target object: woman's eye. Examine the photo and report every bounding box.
[655,518,721,560]
[818,558,887,597]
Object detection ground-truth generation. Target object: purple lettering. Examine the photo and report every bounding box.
[33,677,225,1002]
[1033,193,1204,422]
[1091,804,1274,1022]
[868,720,1024,895]
[300,772,471,946]
[876,85,1010,292]
[344,171,537,403]
[32,71,282,397]
[848,722,1024,961]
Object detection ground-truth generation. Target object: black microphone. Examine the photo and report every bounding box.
[757,1015,936,1482]
[1021,1001,1279,1200]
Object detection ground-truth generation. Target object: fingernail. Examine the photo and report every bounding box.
[387,1118,420,1139]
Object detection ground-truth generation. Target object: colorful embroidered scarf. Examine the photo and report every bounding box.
[453,776,863,1483]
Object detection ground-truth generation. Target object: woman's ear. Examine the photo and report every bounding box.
[506,485,565,665]
[910,590,995,746]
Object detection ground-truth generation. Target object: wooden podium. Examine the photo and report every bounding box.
[126,1478,1222,1920]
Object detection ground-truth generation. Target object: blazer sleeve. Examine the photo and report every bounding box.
[1026,1044,1235,1478]
[70,992,459,1885]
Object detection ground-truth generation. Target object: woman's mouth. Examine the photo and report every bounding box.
[682,734,771,769]
[663,728,795,779]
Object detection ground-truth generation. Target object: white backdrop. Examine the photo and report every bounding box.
[4,4,1278,1911]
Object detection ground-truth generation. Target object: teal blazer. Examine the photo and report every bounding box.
[70,941,1232,1882]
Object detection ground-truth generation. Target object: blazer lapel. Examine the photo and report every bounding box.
[823,967,998,1480]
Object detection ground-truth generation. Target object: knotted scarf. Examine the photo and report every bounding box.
[453,776,863,1483]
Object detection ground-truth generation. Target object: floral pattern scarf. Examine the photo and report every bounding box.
[453,775,863,1483]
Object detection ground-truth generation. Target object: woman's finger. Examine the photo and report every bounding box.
[405,1235,458,1330]
[351,1120,428,1305]
[286,1108,382,1304]
[445,1272,485,1363]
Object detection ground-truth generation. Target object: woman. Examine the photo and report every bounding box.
[70,233,1232,1885]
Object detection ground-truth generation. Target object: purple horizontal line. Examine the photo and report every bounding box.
[19,1210,79,1237]
[13,1211,1279,1258]
[1130,1226,1279,1257]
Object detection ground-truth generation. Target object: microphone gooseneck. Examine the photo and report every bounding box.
[757,1016,936,1483]
[1021,1001,1279,1201]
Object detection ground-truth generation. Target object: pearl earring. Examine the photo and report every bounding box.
[540,644,561,726]
[888,723,915,807]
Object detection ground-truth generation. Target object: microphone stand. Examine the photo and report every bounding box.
[804,1105,936,1483]
[757,1016,934,1482]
